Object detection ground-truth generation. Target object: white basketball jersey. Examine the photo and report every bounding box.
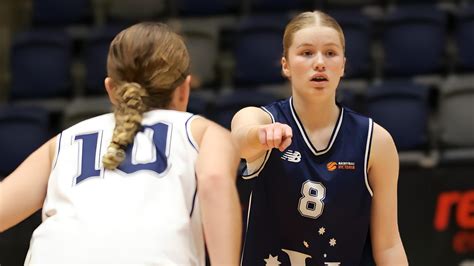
[26,110,205,265]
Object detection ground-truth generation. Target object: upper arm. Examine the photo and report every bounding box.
[368,123,404,260]
[231,106,272,130]
[192,117,240,181]
[230,107,272,160]
[0,136,57,232]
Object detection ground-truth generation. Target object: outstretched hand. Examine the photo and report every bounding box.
[257,122,293,152]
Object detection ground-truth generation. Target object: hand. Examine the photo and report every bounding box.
[257,122,293,152]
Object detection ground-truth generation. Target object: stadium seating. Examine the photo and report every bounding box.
[210,90,280,128]
[381,5,447,78]
[232,14,289,86]
[454,4,474,73]
[366,80,430,151]
[32,0,92,26]
[0,105,51,177]
[330,10,373,79]
[10,30,73,101]
[175,0,240,16]
[83,26,124,95]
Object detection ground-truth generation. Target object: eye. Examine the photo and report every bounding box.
[301,50,313,57]
[326,50,337,57]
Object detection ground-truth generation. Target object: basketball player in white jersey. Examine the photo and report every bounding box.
[0,22,241,265]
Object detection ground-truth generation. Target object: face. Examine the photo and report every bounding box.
[282,25,345,100]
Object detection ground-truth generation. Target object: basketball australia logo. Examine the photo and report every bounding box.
[281,150,301,163]
[327,161,356,171]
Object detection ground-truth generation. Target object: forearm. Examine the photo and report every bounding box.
[199,176,242,265]
[231,125,265,160]
[0,140,52,232]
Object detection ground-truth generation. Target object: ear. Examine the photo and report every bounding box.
[104,77,118,105]
[175,75,191,112]
[281,57,291,79]
[341,56,346,77]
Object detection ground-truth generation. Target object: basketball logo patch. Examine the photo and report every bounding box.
[327,162,337,171]
[327,161,356,171]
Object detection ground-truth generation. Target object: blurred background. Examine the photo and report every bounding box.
[0,0,473,265]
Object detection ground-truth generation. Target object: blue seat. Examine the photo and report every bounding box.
[107,0,167,22]
[176,0,239,16]
[249,0,310,13]
[366,80,430,151]
[324,0,380,9]
[187,90,215,116]
[83,26,124,95]
[454,4,474,72]
[10,30,73,100]
[330,10,372,79]
[233,15,289,86]
[382,5,447,77]
[337,88,362,113]
[391,0,442,5]
[32,0,92,26]
[210,90,280,129]
[0,106,51,176]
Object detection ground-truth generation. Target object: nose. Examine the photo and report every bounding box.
[313,52,325,71]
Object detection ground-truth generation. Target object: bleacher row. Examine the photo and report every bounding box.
[1,0,474,179]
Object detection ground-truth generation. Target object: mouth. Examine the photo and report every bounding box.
[310,75,329,86]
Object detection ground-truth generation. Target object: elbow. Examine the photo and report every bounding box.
[198,173,235,198]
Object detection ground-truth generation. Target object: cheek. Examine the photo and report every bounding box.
[329,59,345,74]
[289,59,310,74]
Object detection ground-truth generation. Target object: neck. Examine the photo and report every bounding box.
[292,94,340,131]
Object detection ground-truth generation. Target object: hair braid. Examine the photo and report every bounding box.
[103,83,148,169]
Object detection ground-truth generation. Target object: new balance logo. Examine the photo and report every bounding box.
[281,150,301,163]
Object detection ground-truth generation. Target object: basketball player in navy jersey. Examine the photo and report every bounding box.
[232,11,408,265]
[0,22,241,265]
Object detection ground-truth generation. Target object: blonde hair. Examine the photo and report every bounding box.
[102,22,190,170]
[282,11,345,59]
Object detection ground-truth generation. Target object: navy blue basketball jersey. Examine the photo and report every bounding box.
[241,97,374,266]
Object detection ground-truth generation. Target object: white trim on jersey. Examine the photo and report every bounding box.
[240,191,253,266]
[242,107,275,180]
[51,133,62,170]
[185,115,200,152]
[185,115,200,219]
[364,118,374,197]
[289,97,344,156]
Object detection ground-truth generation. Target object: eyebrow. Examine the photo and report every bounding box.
[296,42,341,48]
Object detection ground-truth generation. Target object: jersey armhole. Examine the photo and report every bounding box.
[242,150,272,179]
[185,114,200,152]
[242,106,275,180]
[51,133,62,170]
[364,118,374,197]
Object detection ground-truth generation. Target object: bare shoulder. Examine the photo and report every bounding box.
[190,116,231,147]
[48,135,58,161]
[372,123,394,145]
[369,122,398,170]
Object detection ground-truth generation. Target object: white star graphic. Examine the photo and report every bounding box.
[324,253,327,258]
[303,241,309,248]
[318,227,326,235]
[329,238,337,247]
[264,254,281,265]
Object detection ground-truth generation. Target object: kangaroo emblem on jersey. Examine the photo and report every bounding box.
[281,150,301,163]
